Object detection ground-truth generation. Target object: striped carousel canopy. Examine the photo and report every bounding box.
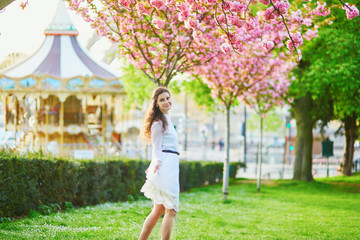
[0,0,121,92]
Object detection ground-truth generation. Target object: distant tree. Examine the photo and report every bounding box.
[244,64,293,191]
[322,10,360,176]
[289,4,359,179]
[194,41,295,200]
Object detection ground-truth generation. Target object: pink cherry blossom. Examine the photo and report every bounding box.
[291,32,303,46]
[263,7,280,21]
[220,43,232,53]
[229,1,247,13]
[274,0,290,15]
[151,0,166,11]
[153,18,166,29]
[286,40,296,51]
[312,1,331,17]
[259,0,271,5]
[303,28,318,40]
[343,4,359,19]
[263,41,274,51]
[184,19,198,29]
[303,18,312,27]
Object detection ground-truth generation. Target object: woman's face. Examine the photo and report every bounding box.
[156,92,172,114]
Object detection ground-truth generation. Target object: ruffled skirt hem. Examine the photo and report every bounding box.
[140,181,179,212]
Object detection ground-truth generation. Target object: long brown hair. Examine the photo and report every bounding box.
[140,87,170,143]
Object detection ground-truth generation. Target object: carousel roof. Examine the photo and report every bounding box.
[0,0,121,92]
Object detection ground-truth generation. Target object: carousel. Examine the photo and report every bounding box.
[0,1,126,157]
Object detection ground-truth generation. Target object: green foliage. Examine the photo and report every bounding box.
[0,149,244,218]
[290,3,360,123]
[0,217,12,223]
[38,203,61,215]
[28,210,41,219]
[246,108,286,134]
[64,201,74,211]
[229,161,246,178]
[180,75,217,112]
[118,62,217,113]
[120,60,155,112]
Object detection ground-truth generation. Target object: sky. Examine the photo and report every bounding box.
[0,0,113,68]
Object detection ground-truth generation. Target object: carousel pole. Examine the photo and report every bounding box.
[83,97,88,129]
[45,104,50,144]
[14,97,18,142]
[34,96,39,151]
[60,100,64,156]
[4,95,8,131]
[101,97,106,155]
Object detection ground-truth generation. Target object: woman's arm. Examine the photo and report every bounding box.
[151,121,164,174]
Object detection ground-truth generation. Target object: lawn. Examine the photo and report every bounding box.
[1,175,359,240]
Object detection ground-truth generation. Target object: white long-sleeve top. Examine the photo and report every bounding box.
[151,114,178,163]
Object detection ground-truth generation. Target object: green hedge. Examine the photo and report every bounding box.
[0,153,244,218]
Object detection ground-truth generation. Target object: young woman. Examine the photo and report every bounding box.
[138,87,180,240]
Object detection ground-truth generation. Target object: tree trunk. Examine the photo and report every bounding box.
[293,93,315,181]
[183,93,188,151]
[342,114,358,176]
[256,114,263,192]
[222,106,230,201]
[243,106,247,171]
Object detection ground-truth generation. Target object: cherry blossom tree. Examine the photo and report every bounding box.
[66,0,223,86]
[243,62,295,191]
[66,0,358,88]
[193,40,295,200]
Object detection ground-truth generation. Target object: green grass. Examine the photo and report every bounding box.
[315,172,360,183]
[1,177,359,240]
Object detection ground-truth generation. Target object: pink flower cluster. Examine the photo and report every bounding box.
[312,2,331,17]
[229,1,247,13]
[228,15,246,28]
[220,43,232,53]
[343,4,359,19]
[153,18,166,29]
[263,7,280,21]
[259,0,270,6]
[274,0,290,15]
[303,27,318,41]
[263,41,274,51]
[151,0,166,11]
[286,33,303,51]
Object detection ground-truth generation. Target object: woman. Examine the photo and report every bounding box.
[138,87,180,240]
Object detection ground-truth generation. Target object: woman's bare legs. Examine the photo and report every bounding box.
[161,209,177,240]
[138,204,165,240]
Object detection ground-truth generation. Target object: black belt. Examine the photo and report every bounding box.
[162,150,180,155]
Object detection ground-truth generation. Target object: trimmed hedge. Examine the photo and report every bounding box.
[0,153,244,218]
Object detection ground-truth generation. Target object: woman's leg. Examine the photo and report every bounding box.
[161,209,177,240]
[138,203,165,240]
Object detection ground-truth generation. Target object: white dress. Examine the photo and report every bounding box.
[140,114,180,212]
